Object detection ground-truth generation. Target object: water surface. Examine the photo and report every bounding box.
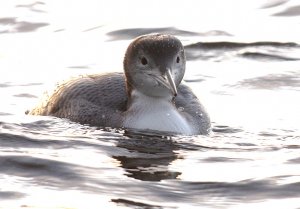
[0,0,300,208]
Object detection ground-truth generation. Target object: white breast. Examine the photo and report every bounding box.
[123,90,193,135]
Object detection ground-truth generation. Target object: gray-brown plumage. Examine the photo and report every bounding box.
[30,34,210,135]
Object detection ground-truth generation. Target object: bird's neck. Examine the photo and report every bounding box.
[127,89,173,106]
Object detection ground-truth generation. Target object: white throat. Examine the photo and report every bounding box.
[123,90,193,135]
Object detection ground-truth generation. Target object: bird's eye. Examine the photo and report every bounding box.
[141,57,148,65]
[176,56,180,63]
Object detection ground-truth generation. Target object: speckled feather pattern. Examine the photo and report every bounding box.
[30,73,127,127]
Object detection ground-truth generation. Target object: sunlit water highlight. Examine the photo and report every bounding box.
[0,0,300,208]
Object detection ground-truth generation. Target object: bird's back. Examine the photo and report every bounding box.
[30,72,127,127]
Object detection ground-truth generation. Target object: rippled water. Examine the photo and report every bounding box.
[1,0,300,208]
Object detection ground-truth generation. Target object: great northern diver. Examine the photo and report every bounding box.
[30,34,210,135]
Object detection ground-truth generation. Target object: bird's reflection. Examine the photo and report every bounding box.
[113,129,181,181]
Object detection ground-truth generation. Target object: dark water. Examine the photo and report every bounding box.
[1,0,300,208]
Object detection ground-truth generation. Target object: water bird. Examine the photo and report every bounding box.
[29,34,210,135]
